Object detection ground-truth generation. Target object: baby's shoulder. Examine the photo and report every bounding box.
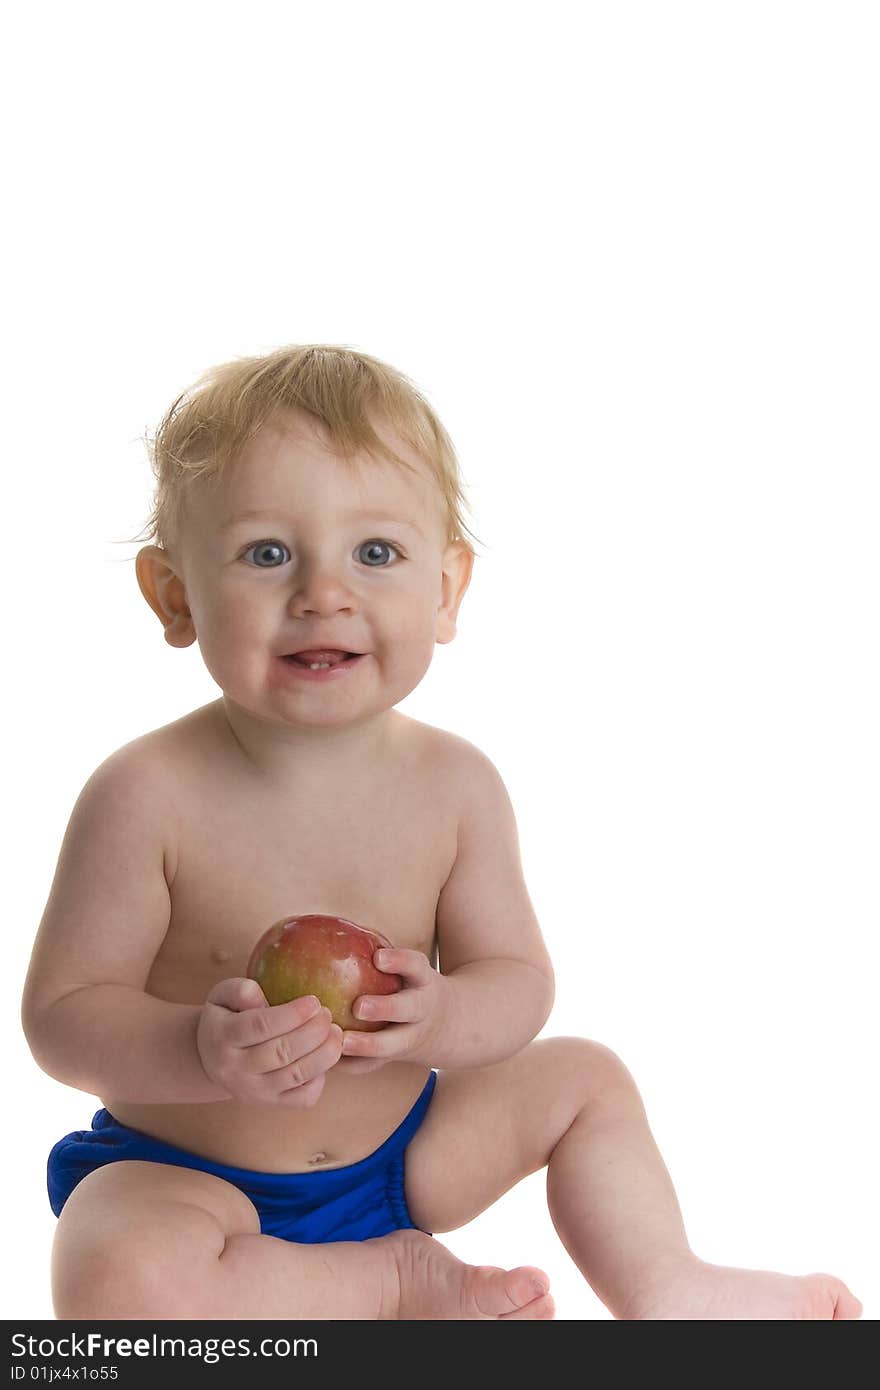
[94,702,213,778]
[80,704,217,839]
[396,715,497,794]
[81,705,221,884]
[401,723,520,847]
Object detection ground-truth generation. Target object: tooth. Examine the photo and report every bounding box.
[309,662,330,670]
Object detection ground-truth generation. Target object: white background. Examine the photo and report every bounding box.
[3,1,877,1321]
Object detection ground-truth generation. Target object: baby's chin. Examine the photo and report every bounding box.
[218,681,396,729]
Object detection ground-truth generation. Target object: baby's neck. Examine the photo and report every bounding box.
[217,696,398,786]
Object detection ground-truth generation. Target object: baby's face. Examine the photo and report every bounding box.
[155,409,471,729]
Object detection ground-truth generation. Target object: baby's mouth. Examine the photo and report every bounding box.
[284,650,362,670]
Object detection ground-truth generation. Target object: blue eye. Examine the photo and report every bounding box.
[241,538,402,568]
[358,540,400,566]
[243,540,290,567]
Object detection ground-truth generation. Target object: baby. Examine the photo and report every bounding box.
[22,344,861,1320]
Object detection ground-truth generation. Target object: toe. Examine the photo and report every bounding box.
[470,1264,551,1318]
[803,1273,862,1320]
[499,1292,556,1320]
[826,1279,863,1321]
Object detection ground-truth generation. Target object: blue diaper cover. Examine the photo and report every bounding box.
[47,1070,437,1243]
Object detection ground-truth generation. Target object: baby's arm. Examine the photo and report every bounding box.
[21,748,338,1105]
[342,742,555,1070]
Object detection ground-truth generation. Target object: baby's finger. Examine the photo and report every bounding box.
[333,1055,389,1075]
[231,993,324,1046]
[341,1021,419,1059]
[352,990,421,1025]
[275,1074,326,1108]
[205,976,269,1012]
[246,1007,335,1076]
[264,1023,344,1093]
[374,947,432,984]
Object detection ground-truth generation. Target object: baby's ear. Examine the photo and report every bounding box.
[435,541,474,645]
[135,545,197,648]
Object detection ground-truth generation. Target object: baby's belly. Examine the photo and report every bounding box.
[106,1061,432,1172]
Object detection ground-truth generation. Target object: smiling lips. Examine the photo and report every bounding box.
[287,649,355,669]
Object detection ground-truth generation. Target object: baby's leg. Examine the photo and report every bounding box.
[51,1160,552,1320]
[405,1038,862,1320]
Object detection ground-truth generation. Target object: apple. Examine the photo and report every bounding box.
[246,914,403,1031]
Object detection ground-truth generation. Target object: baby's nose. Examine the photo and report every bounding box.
[289,568,357,616]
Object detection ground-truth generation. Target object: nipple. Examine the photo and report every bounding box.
[211,946,232,965]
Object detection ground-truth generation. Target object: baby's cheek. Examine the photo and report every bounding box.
[378,644,434,702]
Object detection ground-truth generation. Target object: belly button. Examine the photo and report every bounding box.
[308,1152,328,1165]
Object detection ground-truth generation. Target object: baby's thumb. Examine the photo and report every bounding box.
[205,976,268,1012]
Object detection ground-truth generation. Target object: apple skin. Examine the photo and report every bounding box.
[246,914,403,1032]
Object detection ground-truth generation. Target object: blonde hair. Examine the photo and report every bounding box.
[126,343,483,557]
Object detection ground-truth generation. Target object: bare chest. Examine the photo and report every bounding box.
[146,746,457,1005]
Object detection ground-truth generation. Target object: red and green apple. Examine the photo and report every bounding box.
[246,913,402,1031]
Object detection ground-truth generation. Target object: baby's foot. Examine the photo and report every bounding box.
[384,1230,554,1320]
[622,1253,862,1321]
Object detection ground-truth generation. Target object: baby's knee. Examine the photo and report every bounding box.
[53,1200,226,1319]
[534,1035,640,1108]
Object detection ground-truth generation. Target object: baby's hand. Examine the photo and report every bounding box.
[197,977,343,1106]
[338,948,452,1074]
